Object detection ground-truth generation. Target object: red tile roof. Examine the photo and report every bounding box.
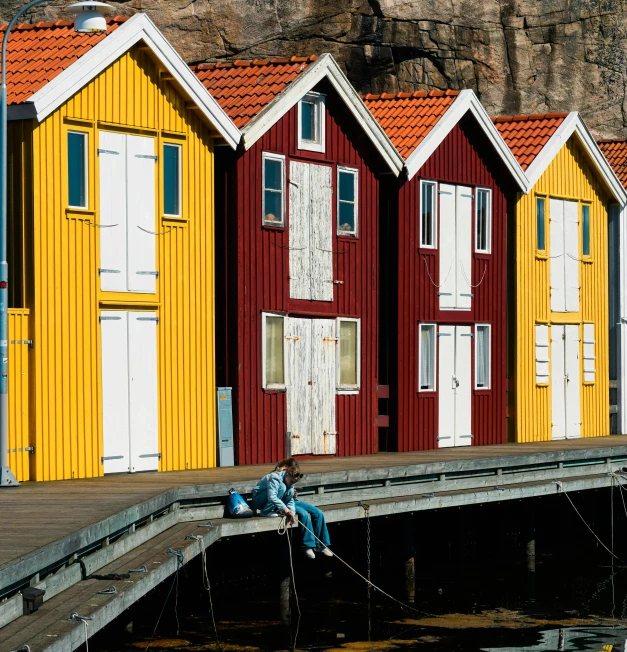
[493,113,568,170]
[362,90,460,159]
[192,56,317,129]
[1,17,128,105]
[598,139,627,188]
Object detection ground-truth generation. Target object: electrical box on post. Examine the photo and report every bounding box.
[217,387,234,467]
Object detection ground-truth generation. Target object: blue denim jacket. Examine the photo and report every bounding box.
[251,470,295,515]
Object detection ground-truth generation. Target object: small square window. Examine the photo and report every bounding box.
[263,314,285,388]
[420,181,437,248]
[475,188,491,253]
[536,197,546,252]
[419,324,436,391]
[68,131,88,209]
[262,154,285,226]
[475,324,491,389]
[338,168,358,236]
[582,204,591,257]
[298,93,325,153]
[163,143,181,217]
[337,318,360,391]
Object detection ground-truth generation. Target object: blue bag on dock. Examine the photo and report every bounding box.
[226,488,253,518]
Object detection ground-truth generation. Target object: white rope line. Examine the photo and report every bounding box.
[459,260,488,289]
[82,620,89,652]
[191,536,223,652]
[422,256,452,289]
[144,559,181,651]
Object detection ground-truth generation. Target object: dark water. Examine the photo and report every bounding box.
[89,492,627,651]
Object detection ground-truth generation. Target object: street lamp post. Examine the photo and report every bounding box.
[0,1,111,486]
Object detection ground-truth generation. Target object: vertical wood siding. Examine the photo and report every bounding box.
[512,138,610,442]
[21,46,215,480]
[222,82,383,465]
[395,114,514,451]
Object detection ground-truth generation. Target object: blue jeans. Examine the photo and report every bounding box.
[295,501,330,550]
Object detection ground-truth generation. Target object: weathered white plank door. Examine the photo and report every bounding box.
[99,131,127,292]
[310,165,334,301]
[550,199,566,312]
[563,200,580,312]
[439,185,456,310]
[311,319,337,454]
[564,324,581,439]
[454,325,473,446]
[128,312,159,471]
[551,324,567,440]
[289,162,312,300]
[286,317,313,455]
[100,311,130,474]
[437,325,455,447]
[456,187,473,310]
[126,136,157,294]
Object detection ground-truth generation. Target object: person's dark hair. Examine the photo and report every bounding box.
[275,457,303,479]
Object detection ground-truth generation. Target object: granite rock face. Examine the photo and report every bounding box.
[4,0,627,137]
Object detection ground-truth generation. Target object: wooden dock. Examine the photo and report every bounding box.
[2,436,627,651]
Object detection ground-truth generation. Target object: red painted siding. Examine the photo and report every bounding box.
[393,113,516,451]
[218,81,386,465]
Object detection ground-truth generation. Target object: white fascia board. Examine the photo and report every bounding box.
[525,113,627,205]
[241,53,403,176]
[404,90,527,191]
[27,14,240,149]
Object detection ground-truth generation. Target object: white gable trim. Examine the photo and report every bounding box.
[404,89,527,190]
[240,53,403,176]
[525,112,627,205]
[14,14,240,149]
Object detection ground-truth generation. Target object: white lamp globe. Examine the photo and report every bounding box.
[66,1,114,33]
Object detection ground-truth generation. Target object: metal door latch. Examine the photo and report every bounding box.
[452,376,460,389]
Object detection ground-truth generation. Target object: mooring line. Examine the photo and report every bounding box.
[144,556,181,651]
[277,517,301,651]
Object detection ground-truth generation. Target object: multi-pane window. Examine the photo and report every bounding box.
[582,204,591,257]
[263,314,285,388]
[337,167,358,235]
[420,181,437,248]
[262,153,285,226]
[163,143,181,217]
[535,324,550,385]
[536,197,546,252]
[475,188,491,253]
[68,131,88,208]
[338,318,359,390]
[475,324,491,389]
[583,322,596,383]
[419,324,436,391]
[298,93,325,152]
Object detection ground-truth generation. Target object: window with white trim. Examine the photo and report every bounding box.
[535,324,550,385]
[163,143,181,217]
[262,153,285,227]
[582,204,591,257]
[475,324,491,389]
[583,322,596,383]
[536,196,546,252]
[337,167,358,235]
[475,188,491,253]
[68,131,88,209]
[298,92,325,153]
[337,318,360,391]
[419,323,436,391]
[420,180,437,248]
[262,313,285,389]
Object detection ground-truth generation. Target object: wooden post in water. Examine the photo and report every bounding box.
[403,517,416,603]
[279,543,291,623]
[525,505,536,572]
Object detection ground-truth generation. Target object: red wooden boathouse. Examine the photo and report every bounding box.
[365,90,526,451]
[195,55,403,464]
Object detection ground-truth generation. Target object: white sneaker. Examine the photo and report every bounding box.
[319,547,333,557]
[304,548,316,560]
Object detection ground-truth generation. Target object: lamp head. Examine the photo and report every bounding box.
[66,1,114,33]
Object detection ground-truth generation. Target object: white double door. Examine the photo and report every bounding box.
[551,324,581,440]
[286,317,336,456]
[100,311,159,473]
[438,325,473,447]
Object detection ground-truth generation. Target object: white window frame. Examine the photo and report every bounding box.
[336,317,360,394]
[475,187,492,254]
[418,323,437,392]
[163,142,182,218]
[583,322,596,383]
[474,323,491,390]
[68,130,88,210]
[262,152,286,227]
[337,166,358,236]
[535,323,550,386]
[261,312,286,390]
[419,180,437,249]
[297,92,326,153]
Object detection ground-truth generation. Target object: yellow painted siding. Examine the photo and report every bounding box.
[513,137,610,442]
[23,46,216,480]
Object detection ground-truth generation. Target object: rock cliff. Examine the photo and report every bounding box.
[3,0,627,137]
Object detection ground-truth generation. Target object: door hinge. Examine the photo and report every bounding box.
[438,292,453,297]
[136,316,159,323]
[97,149,120,156]
[99,316,121,322]
[101,455,124,462]
[460,293,474,298]
[136,271,159,278]
[323,337,339,342]
[460,193,474,199]
[459,434,474,439]
[99,268,121,275]
[135,154,158,161]
[436,436,452,440]
[23,339,33,348]
[437,332,452,337]
[138,453,161,459]
[24,446,34,453]
[438,190,453,195]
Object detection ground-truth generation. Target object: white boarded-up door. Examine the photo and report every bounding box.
[550,199,579,312]
[311,319,337,454]
[551,324,581,440]
[286,317,312,455]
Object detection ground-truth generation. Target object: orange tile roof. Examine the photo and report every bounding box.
[192,56,317,129]
[1,17,128,105]
[493,113,568,170]
[598,139,627,188]
[362,90,460,159]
